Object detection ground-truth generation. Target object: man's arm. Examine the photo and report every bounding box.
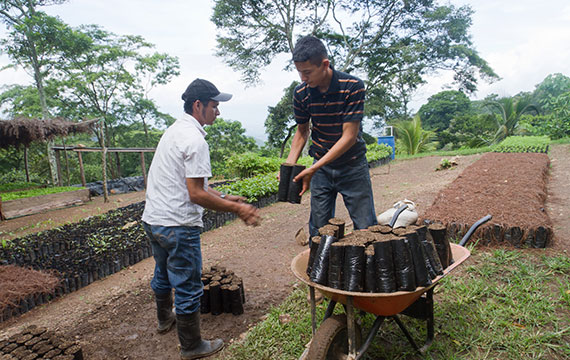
[285,122,310,164]
[293,121,360,195]
[207,186,247,203]
[186,178,260,226]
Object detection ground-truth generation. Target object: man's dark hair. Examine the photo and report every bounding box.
[292,35,328,66]
[183,99,209,115]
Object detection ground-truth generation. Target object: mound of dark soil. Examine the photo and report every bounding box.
[421,152,552,247]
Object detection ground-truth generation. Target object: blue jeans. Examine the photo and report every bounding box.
[142,222,203,315]
[309,156,378,237]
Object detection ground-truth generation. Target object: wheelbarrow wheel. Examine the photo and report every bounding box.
[307,314,362,360]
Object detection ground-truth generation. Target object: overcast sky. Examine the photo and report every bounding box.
[1,0,569,141]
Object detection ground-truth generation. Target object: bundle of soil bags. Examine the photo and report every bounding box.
[201,265,245,316]
[305,220,452,293]
[277,163,306,204]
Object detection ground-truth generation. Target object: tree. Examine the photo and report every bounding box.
[54,25,179,178]
[264,81,298,157]
[0,0,70,184]
[205,118,257,176]
[522,91,570,140]
[485,96,540,143]
[418,90,472,132]
[212,0,498,127]
[440,113,497,148]
[125,52,180,140]
[394,115,434,155]
[532,73,570,110]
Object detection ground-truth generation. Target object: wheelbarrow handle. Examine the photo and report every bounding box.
[389,204,409,228]
[459,214,492,247]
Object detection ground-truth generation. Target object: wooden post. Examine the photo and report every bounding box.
[140,152,147,188]
[0,195,5,221]
[55,149,63,186]
[62,138,71,186]
[99,124,109,203]
[77,151,86,187]
[24,146,30,182]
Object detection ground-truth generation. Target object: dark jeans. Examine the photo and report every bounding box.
[309,156,377,237]
[143,222,203,315]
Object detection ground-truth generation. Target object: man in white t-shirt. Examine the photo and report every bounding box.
[142,78,260,359]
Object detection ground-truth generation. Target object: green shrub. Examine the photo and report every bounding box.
[216,173,279,202]
[226,153,314,178]
[366,143,392,162]
[226,153,282,178]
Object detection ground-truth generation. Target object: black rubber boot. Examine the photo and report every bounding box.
[177,312,223,359]
[155,292,176,334]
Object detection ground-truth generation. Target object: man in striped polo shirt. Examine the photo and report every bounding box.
[286,35,378,238]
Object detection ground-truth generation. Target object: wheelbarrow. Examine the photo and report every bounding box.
[291,215,492,360]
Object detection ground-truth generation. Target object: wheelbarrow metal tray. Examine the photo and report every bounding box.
[291,243,470,316]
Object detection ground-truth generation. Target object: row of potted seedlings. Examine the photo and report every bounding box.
[0,155,392,323]
[0,190,285,323]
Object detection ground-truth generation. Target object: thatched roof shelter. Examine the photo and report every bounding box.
[0,117,97,149]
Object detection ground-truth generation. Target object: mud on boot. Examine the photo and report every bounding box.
[177,312,223,359]
[155,291,176,334]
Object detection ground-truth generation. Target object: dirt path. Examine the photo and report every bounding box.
[1,146,568,360]
[546,144,570,251]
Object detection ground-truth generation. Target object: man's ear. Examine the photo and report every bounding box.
[192,100,201,113]
[321,58,330,69]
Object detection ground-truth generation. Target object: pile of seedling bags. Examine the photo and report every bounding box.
[200,266,245,316]
[306,218,453,293]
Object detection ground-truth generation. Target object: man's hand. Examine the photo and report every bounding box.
[225,194,247,203]
[293,167,316,196]
[237,203,261,226]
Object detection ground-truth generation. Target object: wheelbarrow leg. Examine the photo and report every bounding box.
[398,288,435,354]
[392,315,422,353]
[323,299,337,321]
[421,287,435,353]
[309,286,317,336]
[356,316,385,360]
[346,296,357,359]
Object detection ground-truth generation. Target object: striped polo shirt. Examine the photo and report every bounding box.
[293,68,367,167]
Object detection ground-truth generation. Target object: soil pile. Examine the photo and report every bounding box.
[421,152,552,247]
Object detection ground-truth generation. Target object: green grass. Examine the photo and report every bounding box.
[0,181,43,193]
[395,146,494,160]
[0,186,85,201]
[549,137,570,145]
[221,249,570,359]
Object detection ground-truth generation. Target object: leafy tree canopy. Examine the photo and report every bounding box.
[531,73,570,110]
[213,0,498,128]
[417,90,472,132]
[205,118,258,176]
[264,81,298,156]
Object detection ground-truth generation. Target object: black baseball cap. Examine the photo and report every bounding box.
[181,78,232,103]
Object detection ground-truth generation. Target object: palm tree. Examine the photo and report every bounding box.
[485,96,540,143]
[394,115,435,155]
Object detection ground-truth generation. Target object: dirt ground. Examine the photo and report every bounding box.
[1,144,569,360]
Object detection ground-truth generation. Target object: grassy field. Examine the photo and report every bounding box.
[221,247,570,360]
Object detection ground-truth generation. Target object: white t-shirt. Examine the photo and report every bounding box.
[142,113,211,227]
